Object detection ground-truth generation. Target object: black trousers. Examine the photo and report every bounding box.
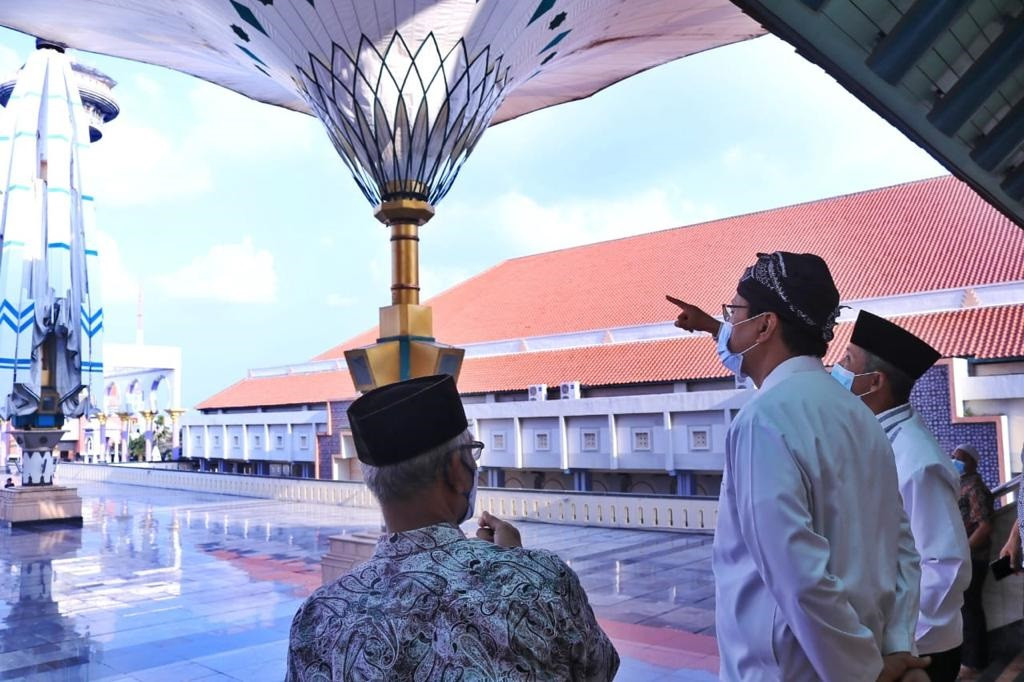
[924,645,961,682]
[961,558,989,670]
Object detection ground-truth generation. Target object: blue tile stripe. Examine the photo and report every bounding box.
[0,357,31,369]
[82,306,103,338]
[0,300,34,332]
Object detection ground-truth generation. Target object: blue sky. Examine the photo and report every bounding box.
[0,29,945,406]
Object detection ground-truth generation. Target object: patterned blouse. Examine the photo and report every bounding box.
[287,523,619,681]
[958,472,994,560]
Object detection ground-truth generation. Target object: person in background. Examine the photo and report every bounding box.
[3,477,13,488]
[950,444,993,680]
[832,311,971,682]
[670,252,926,682]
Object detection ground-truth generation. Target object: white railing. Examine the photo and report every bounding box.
[55,463,378,508]
[54,463,718,533]
[477,489,717,533]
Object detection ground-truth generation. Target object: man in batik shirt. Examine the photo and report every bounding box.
[286,375,619,681]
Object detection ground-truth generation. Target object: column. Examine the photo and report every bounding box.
[117,412,133,462]
[140,410,155,461]
[675,472,696,496]
[486,469,505,488]
[167,408,185,460]
[97,413,108,463]
[573,470,592,492]
[0,419,6,471]
[607,414,619,470]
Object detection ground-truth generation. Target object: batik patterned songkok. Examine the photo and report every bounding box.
[737,251,842,341]
[286,523,619,681]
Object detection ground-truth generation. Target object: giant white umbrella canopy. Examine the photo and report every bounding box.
[0,2,765,389]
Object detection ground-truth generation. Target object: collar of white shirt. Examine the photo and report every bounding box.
[759,355,826,393]
[876,402,914,436]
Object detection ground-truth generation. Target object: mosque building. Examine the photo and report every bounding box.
[187,175,1024,494]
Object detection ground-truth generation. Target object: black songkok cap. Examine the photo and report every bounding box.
[736,251,842,342]
[851,311,941,381]
[347,375,468,467]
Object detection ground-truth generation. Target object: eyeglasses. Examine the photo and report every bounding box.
[721,304,749,322]
[450,440,484,461]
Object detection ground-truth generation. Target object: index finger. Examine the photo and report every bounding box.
[481,511,507,528]
[665,295,688,309]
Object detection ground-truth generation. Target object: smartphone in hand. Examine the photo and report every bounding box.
[991,555,1014,581]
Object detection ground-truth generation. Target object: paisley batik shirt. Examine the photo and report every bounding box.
[286,523,619,681]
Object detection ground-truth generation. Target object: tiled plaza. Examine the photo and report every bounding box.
[0,482,719,681]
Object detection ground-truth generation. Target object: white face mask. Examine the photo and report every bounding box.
[716,314,765,383]
[458,458,478,524]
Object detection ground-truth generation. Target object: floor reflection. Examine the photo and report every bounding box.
[0,482,717,681]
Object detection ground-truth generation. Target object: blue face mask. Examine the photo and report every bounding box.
[717,314,764,383]
[830,363,856,391]
[830,364,878,397]
[952,459,966,476]
[459,458,478,523]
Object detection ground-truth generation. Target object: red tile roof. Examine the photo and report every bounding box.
[316,176,1024,358]
[197,304,1024,408]
[199,176,1024,409]
[198,371,356,410]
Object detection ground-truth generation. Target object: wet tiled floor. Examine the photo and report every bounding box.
[0,482,718,681]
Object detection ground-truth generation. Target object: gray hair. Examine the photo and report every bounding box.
[862,349,915,405]
[361,430,471,504]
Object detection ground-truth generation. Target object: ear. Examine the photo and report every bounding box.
[444,450,471,494]
[756,312,778,343]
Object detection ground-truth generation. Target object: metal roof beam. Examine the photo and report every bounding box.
[1003,163,1024,201]
[928,11,1024,135]
[866,0,970,85]
[972,99,1024,171]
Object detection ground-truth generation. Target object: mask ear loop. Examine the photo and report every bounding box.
[731,312,769,355]
[442,449,475,495]
[853,371,882,398]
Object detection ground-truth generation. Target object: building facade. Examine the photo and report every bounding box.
[187,176,1024,493]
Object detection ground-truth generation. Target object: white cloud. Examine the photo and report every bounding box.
[186,81,322,160]
[482,188,719,254]
[156,237,277,303]
[89,121,214,206]
[83,75,324,207]
[93,229,140,303]
[421,265,471,300]
[0,44,20,80]
[325,293,355,308]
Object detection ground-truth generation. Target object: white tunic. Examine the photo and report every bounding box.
[714,356,921,681]
[878,404,971,655]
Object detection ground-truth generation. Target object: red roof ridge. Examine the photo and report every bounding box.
[497,174,956,263]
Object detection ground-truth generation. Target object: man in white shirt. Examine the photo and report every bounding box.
[671,252,927,681]
[832,312,972,681]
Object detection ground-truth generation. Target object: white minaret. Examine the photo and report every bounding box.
[0,40,116,523]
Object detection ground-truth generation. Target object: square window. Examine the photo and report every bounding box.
[299,435,308,449]
[633,429,652,451]
[276,435,284,449]
[581,430,599,452]
[232,435,239,447]
[254,435,262,447]
[689,428,710,451]
[535,431,550,451]
[213,435,221,446]
[492,432,506,451]
[194,434,201,446]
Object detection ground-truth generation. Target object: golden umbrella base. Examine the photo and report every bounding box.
[345,332,464,393]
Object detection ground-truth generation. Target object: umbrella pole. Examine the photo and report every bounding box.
[344,197,464,392]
